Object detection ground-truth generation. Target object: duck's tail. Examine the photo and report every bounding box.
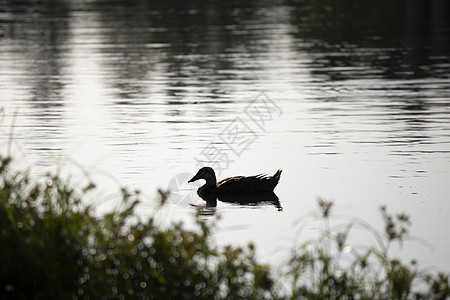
[272,169,282,186]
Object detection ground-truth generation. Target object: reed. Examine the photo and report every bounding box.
[287,199,449,299]
[0,154,276,299]
[0,154,448,299]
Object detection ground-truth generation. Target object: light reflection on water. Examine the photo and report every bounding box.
[1,0,450,271]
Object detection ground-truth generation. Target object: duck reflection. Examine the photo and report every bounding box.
[204,192,282,210]
[193,192,282,217]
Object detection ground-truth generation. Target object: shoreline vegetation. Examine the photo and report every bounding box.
[0,154,449,299]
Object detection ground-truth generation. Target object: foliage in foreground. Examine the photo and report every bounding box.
[0,155,275,300]
[287,199,449,300]
[0,154,449,299]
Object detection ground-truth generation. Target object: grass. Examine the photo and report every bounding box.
[0,153,449,299]
[287,199,449,299]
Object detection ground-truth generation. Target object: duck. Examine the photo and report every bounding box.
[188,167,282,197]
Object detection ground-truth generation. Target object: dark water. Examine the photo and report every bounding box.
[1,0,450,270]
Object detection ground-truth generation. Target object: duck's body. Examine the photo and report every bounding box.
[188,167,282,197]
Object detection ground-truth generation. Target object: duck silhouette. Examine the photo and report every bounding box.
[188,167,282,197]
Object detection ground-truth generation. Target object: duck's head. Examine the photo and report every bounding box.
[188,167,217,185]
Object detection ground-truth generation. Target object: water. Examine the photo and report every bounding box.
[1,0,450,271]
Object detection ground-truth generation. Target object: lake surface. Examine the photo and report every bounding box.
[1,0,450,272]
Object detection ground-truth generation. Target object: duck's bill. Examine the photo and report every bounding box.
[188,172,201,183]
